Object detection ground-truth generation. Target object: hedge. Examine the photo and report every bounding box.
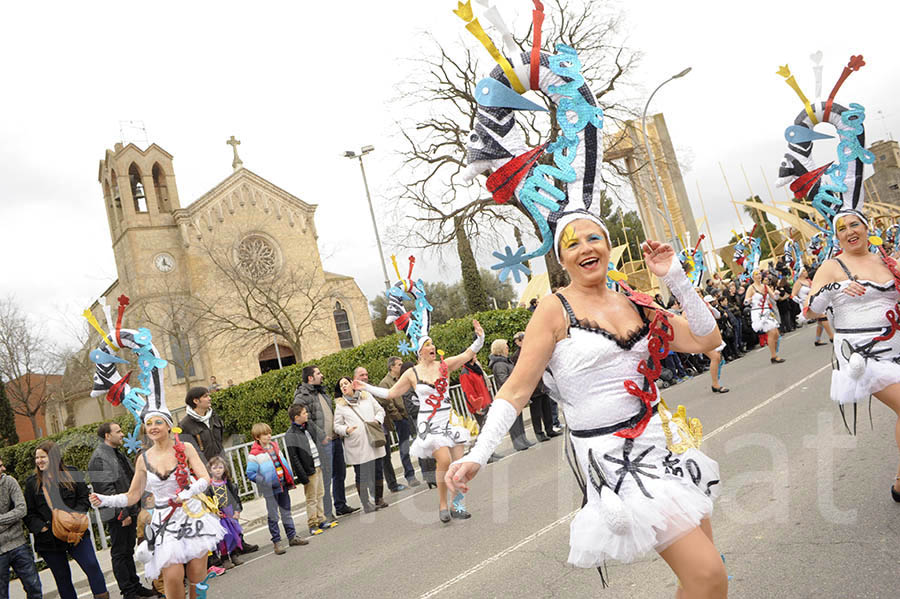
[213,307,533,437]
[0,414,135,487]
[0,308,533,481]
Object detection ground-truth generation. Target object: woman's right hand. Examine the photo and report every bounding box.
[89,493,102,507]
[445,461,481,494]
[842,280,866,297]
[347,426,357,434]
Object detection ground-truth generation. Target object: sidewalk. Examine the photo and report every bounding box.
[10,412,544,599]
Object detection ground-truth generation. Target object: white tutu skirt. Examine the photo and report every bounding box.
[568,413,720,568]
[831,354,900,405]
[751,309,779,334]
[140,497,226,580]
[410,407,471,459]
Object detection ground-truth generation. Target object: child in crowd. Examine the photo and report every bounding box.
[285,404,338,536]
[206,456,244,568]
[245,423,308,554]
[136,494,166,595]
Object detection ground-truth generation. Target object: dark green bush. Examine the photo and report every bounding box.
[214,308,532,437]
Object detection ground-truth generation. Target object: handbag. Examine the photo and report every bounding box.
[42,484,89,545]
[347,401,387,448]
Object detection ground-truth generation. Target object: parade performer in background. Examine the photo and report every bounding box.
[747,271,786,363]
[357,320,484,523]
[792,267,833,345]
[90,381,225,599]
[702,292,730,394]
[806,209,900,501]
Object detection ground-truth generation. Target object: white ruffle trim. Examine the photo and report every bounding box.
[410,426,471,459]
[751,312,779,333]
[831,360,900,405]
[141,504,226,581]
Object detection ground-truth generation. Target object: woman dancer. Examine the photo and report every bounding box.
[90,402,225,599]
[747,270,786,363]
[806,209,900,501]
[448,216,727,598]
[357,321,484,523]
[703,293,730,394]
[792,267,833,346]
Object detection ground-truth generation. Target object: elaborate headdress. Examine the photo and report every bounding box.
[385,255,433,355]
[678,234,706,287]
[455,1,607,282]
[731,226,761,284]
[85,295,170,452]
[774,53,875,258]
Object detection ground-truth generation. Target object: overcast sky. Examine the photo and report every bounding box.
[2,0,899,348]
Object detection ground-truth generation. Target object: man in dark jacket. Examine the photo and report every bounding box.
[488,339,534,451]
[0,456,41,599]
[179,387,226,462]
[294,365,359,516]
[87,423,154,599]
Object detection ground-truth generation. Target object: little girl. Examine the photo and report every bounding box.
[206,456,244,569]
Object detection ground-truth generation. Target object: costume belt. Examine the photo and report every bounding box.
[569,403,659,438]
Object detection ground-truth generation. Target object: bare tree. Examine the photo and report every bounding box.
[194,231,335,363]
[392,0,642,288]
[0,297,58,438]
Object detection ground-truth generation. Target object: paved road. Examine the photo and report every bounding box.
[205,325,900,598]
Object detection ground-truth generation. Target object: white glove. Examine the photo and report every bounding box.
[662,261,716,337]
[362,383,389,399]
[95,493,128,508]
[468,332,485,354]
[177,478,209,502]
[455,398,518,467]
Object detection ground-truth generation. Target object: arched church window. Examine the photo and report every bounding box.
[333,301,354,349]
[153,163,170,213]
[129,163,148,213]
[236,235,278,278]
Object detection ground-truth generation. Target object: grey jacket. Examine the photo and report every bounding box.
[488,354,514,387]
[0,474,28,554]
[293,383,331,442]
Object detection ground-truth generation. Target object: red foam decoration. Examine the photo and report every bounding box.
[106,371,132,406]
[530,1,545,90]
[486,144,547,204]
[790,162,833,199]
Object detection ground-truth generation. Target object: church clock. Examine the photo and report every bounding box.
[153,252,176,273]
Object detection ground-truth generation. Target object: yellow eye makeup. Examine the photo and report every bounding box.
[561,224,578,250]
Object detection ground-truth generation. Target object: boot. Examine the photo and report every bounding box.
[222,555,235,570]
[273,541,286,555]
[94,594,110,599]
[357,483,375,513]
[230,552,244,566]
[374,477,388,509]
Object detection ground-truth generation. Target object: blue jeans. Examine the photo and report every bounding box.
[331,440,349,511]
[394,418,416,481]
[41,534,107,599]
[0,543,41,599]
[318,440,334,519]
[264,489,296,543]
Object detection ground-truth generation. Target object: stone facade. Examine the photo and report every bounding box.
[45,142,374,434]
[864,139,900,206]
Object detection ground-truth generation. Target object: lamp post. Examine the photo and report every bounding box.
[641,67,691,252]
[344,145,391,291]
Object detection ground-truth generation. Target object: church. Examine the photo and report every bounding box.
[44,140,374,434]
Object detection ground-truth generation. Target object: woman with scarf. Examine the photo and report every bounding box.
[446,215,728,598]
[356,320,485,523]
[333,377,388,513]
[806,209,900,502]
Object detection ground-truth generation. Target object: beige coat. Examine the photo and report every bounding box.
[333,392,387,465]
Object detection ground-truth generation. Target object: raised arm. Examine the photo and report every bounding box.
[443,320,486,372]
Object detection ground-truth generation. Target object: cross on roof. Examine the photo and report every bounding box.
[227,136,243,171]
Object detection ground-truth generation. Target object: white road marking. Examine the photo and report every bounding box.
[415,362,831,599]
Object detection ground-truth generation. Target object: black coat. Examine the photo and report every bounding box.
[24,468,90,553]
[87,443,138,522]
[284,420,324,486]
[178,411,225,462]
[205,479,243,512]
[488,354,514,387]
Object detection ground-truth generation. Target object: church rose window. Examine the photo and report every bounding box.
[237,235,278,278]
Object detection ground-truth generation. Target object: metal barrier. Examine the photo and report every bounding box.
[223,375,497,500]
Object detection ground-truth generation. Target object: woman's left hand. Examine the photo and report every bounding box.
[641,240,676,277]
[473,319,484,338]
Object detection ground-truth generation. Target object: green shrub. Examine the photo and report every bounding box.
[214,308,532,437]
[0,415,135,487]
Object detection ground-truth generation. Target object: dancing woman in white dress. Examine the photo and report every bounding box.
[747,270,785,363]
[447,215,727,598]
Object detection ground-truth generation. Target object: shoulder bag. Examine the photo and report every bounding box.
[41,484,89,545]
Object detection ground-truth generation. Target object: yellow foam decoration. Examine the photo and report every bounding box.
[658,397,703,454]
[390,255,408,291]
[608,270,628,282]
[870,235,883,246]
[181,493,220,519]
[82,309,117,349]
[776,64,818,125]
[453,3,525,94]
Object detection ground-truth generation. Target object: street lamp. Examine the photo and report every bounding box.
[344,145,391,291]
[641,67,692,252]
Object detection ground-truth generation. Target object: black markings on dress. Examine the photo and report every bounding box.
[603,439,659,499]
[587,448,612,497]
[663,450,683,477]
[685,458,702,487]
[705,480,720,497]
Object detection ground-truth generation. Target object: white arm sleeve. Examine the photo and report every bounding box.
[362,383,389,399]
[95,493,128,508]
[454,398,518,467]
[708,305,721,319]
[662,260,717,337]
[468,333,485,354]
[177,477,209,501]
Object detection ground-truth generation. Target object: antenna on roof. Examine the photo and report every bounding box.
[119,120,150,148]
